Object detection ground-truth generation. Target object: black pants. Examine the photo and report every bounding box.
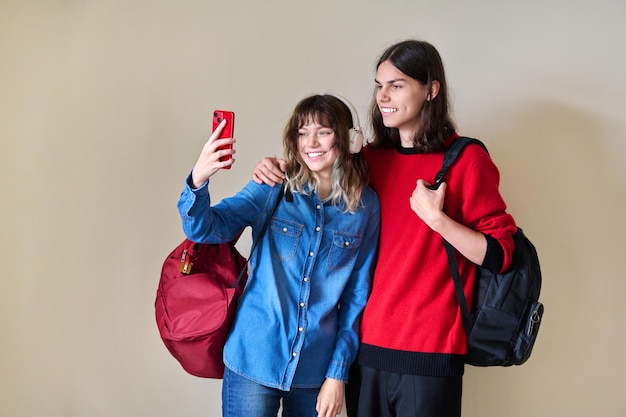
[346,364,462,417]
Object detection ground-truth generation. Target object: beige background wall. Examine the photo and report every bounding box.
[1,1,625,416]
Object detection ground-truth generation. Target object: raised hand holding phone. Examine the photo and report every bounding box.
[190,111,236,188]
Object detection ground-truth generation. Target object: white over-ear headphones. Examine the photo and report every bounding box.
[326,93,364,154]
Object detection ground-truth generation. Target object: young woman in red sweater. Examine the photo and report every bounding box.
[252,40,517,417]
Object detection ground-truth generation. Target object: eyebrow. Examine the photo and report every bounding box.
[374,77,406,85]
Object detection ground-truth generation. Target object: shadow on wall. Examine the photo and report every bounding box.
[462,98,626,416]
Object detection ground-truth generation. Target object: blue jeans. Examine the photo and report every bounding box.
[222,367,319,417]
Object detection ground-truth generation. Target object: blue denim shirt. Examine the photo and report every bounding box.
[177,177,380,390]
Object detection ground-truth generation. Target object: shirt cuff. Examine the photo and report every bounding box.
[185,171,209,194]
[481,233,504,273]
[325,359,350,383]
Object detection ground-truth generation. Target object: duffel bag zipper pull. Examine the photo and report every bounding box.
[178,248,193,274]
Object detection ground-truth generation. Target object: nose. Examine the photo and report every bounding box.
[301,132,321,147]
[377,85,389,102]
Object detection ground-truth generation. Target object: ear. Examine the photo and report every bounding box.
[427,80,441,101]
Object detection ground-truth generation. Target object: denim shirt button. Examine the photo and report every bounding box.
[299,302,305,307]
[298,327,304,332]
[303,277,309,282]
[292,352,297,357]
[315,226,321,232]
[309,252,314,257]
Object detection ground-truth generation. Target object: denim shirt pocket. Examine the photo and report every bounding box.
[269,218,303,262]
[327,231,362,272]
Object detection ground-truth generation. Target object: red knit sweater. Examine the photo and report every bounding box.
[358,136,517,377]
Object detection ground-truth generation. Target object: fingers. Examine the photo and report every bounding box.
[208,119,236,157]
[416,178,428,189]
[189,126,236,187]
[209,118,228,142]
[252,157,286,186]
[315,378,344,417]
[316,400,343,417]
[208,138,236,162]
[415,179,446,195]
[411,179,447,230]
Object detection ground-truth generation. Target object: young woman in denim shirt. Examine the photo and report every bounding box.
[177,94,380,417]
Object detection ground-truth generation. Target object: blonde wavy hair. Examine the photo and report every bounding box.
[282,95,369,213]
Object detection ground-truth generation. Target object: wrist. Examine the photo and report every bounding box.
[425,210,448,233]
[188,172,208,190]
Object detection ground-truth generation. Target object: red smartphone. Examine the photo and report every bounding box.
[212,110,235,168]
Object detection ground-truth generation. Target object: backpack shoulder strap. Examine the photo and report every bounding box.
[430,136,488,190]
[436,136,489,338]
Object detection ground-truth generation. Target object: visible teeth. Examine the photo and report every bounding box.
[381,107,397,113]
[308,152,325,157]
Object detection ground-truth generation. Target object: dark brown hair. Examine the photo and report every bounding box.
[369,40,456,152]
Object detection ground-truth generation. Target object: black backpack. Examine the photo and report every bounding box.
[431,136,544,367]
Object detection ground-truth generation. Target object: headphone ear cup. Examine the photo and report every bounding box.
[324,93,364,153]
[349,129,364,154]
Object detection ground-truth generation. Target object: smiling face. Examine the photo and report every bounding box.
[297,120,338,180]
[375,60,433,146]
